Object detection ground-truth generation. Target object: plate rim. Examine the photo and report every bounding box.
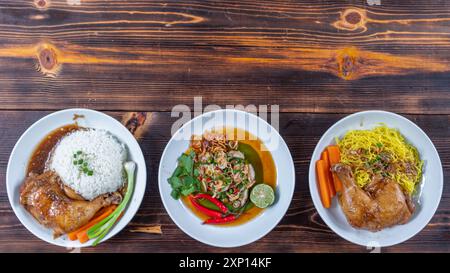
[308,110,444,247]
[158,108,296,247]
[6,108,147,248]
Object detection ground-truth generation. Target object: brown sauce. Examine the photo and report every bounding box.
[181,127,277,226]
[27,124,80,175]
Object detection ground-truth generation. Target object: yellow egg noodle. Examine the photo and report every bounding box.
[336,125,423,195]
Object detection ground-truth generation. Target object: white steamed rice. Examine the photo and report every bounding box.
[49,129,127,200]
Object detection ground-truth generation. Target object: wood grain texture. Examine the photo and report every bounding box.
[0,0,449,113]
[0,111,448,253]
[0,0,449,253]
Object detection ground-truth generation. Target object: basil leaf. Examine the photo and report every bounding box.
[171,189,181,199]
[181,184,197,196]
[178,154,194,176]
[168,176,182,189]
[172,166,184,177]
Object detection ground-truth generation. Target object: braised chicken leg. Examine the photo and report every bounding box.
[20,171,122,237]
[332,164,414,231]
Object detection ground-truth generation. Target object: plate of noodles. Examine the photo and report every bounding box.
[309,110,443,247]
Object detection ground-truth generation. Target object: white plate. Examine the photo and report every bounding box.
[309,110,443,247]
[159,109,295,247]
[6,108,147,247]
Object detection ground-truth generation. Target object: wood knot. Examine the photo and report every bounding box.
[34,0,49,9]
[39,48,57,70]
[122,112,150,139]
[334,47,362,80]
[345,11,361,25]
[340,55,355,78]
[333,8,367,31]
[36,43,60,77]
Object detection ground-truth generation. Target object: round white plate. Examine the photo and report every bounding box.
[309,110,443,247]
[159,109,295,247]
[7,108,147,248]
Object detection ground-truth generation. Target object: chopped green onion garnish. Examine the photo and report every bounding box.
[72,151,94,176]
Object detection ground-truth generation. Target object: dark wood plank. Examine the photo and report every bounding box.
[0,110,448,252]
[0,0,449,113]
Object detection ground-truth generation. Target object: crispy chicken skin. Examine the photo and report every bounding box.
[20,171,122,238]
[332,164,414,231]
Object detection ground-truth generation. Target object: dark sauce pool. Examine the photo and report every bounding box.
[27,124,80,175]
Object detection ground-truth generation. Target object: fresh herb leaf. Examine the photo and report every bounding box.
[168,176,182,189]
[178,153,194,175]
[181,184,197,196]
[168,152,201,200]
[171,189,181,199]
[172,166,185,177]
[193,168,200,177]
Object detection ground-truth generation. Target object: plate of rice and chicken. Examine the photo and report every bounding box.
[6,109,146,247]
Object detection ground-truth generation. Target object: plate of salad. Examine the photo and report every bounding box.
[158,109,295,247]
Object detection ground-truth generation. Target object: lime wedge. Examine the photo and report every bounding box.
[250,184,275,208]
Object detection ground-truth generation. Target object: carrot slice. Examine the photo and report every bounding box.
[316,160,331,208]
[327,145,343,193]
[321,150,336,198]
[67,205,117,241]
[78,231,90,244]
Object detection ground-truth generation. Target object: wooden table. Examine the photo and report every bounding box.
[0,0,448,253]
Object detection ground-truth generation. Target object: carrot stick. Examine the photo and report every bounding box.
[78,231,90,244]
[316,160,331,208]
[67,205,117,241]
[327,145,343,193]
[93,206,108,218]
[77,211,125,244]
[75,205,117,243]
[321,150,336,198]
[68,230,79,241]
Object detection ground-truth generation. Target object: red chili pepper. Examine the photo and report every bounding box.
[189,195,223,218]
[203,215,237,225]
[194,193,229,214]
